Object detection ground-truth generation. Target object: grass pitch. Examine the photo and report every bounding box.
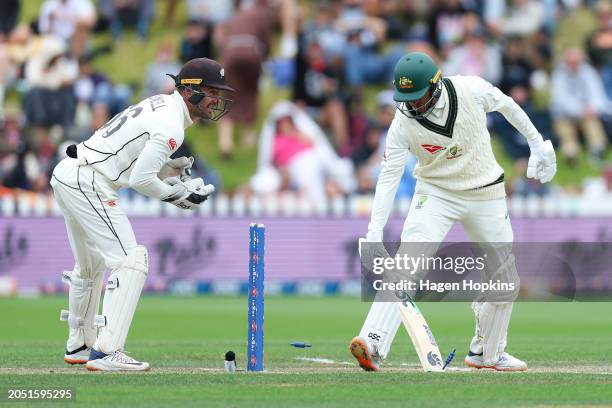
[0,296,611,407]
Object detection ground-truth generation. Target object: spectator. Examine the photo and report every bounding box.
[373,89,396,130]
[301,1,346,59]
[337,0,404,89]
[552,0,599,58]
[550,47,610,166]
[215,0,276,158]
[99,0,155,41]
[485,0,550,70]
[350,89,417,196]
[72,101,109,141]
[0,109,49,193]
[141,40,181,98]
[0,106,22,157]
[342,35,403,89]
[272,114,326,201]
[0,0,20,41]
[427,0,472,56]
[180,19,214,63]
[1,25,32,120]
[74,54,131,116]
[344,92,369,157]
[335,0,388,44]
[485,0,544,38]
[163,0,180,27]
[277,0,300,59]
[0,43,15,122]
[23,35,78,128]
[5,23,30,63]
[0,140,47,192]
[352,122,384,193]
[444,23,502,85]
[293,36,349,150]
[499,36,534,94]
[406,38,441,63]
[251,101,356,204]
[373,90,416,198]
[38,0,97,58]
[361,0,413,40]
[582,165,612,205]
[586,0,612,98]
[187,0,235,24]
[350,92,392,192]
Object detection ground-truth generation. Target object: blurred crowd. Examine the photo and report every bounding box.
[2,0,612,210]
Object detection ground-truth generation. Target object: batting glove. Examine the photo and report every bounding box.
[358,234,391,274]
[527,139,556,183]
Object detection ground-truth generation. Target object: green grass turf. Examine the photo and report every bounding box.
[0,296,611,407]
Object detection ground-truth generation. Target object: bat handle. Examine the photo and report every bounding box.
[443,348,456,370]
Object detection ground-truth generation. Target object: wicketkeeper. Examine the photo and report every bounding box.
[51,58,234,371]
[350,52,556,372]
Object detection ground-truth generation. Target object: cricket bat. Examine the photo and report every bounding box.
[397,296,445,372]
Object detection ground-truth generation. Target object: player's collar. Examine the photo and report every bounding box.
[415,78,457,138]
[432,83,446,113]
[172,90,193,129]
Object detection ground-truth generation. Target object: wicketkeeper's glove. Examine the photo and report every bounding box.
[160,176,214,210]
[527,139,556,183]
[158,156,194,182]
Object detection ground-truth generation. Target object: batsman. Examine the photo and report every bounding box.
[350,52,556,372]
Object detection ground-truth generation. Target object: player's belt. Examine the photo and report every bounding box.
[474,173,504,189]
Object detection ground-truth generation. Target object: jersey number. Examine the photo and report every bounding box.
[99,105,144,138]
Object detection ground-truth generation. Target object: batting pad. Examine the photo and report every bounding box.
[359,301,401,359]
[61,266,105,350]
[95,245,149,353]
[475,302,513,364]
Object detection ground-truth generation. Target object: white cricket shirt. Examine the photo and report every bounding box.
[368,75,541,239]
[75,91,193,200]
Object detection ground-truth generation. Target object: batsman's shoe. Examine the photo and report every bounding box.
[85,349,150,372]
[64,345,90,365]
[349,336,381,372]
[464,351,527,372]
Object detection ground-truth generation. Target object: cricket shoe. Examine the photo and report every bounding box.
[64,345,90,365]
[464,351,527,371]
[85,349,150,372]
[349,336,381,372]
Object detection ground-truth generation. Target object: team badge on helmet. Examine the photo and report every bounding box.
[398,76,413,89]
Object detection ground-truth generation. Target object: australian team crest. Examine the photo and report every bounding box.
[445,145,463,160]
[398,76,413,89]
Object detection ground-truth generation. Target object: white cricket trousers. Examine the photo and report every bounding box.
[359,182,514,360]
[51,158,137,351]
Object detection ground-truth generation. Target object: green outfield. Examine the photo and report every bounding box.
[0,296,611,407]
